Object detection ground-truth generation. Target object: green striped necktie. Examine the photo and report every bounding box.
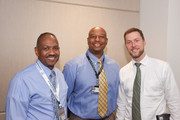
[132,63,141,120]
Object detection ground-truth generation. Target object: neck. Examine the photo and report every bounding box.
[95,54,103,59]
[47,66,54,70]
[89,51,103,59]
[133,52,146,62]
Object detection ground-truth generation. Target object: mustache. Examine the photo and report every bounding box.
[46,55,57,58]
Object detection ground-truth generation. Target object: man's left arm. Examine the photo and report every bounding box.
[164,63,180,119]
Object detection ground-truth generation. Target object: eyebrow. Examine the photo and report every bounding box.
[89,33,106,36]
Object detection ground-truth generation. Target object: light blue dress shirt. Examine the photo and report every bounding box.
[5,59,68,120]
[63,50,120,119]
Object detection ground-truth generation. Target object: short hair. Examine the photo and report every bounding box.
[36,32,57,47]
[124,27,145,41]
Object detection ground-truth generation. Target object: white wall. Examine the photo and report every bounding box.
[167,0,180,88]
[0,0,139,119]
[140,0,180,88]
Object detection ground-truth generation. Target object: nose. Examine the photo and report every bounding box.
[132,41,136,47]
[95,36,100,41]
[49,48,56,54]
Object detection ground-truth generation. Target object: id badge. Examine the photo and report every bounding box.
[58,106,66,120]
[91,85,99,94]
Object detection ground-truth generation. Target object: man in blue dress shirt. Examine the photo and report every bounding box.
[63,27,120,120]
[5,32,68,120]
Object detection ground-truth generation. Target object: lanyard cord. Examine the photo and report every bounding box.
[36,62,61,105]
[86,52,105,80]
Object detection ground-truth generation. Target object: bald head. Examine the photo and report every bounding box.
[87,26,108,58]
[88,27,107,38]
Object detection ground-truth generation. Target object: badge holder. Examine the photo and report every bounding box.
[58,105,66,120]
[91,85,99,94]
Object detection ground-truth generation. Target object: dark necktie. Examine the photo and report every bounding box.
[132,63,141,120]
[50,71,59,120]
[97,59,108,118]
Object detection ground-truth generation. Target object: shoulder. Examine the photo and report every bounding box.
[13,63,37,82]
[64,54,87,68]
[105,55,120,68]
[7,63,37,94]
[148,57,169,69]
[149,57,167,64]
[120,61,133,73]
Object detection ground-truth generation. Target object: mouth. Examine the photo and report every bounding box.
[131,48,138,53]
[94,43,100,47]
[46,55,57,61]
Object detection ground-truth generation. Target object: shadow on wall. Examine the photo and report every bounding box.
[124,45,131,62]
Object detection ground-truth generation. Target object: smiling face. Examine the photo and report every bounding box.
[87,27,108,58]
[125,31,146,62]
[35,33,60,70]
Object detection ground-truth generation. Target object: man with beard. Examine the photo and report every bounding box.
[6,32,68,120]
[116,28,180,120]
[63,27,120,120]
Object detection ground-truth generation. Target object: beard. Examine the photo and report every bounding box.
[129,48,144,59]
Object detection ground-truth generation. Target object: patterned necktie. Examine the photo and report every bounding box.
[97,59,108,118]
[50,71,59,120]
[132,63,142,120]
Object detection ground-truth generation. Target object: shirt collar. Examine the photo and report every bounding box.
[132,54,149,67]
[87,50,105,64]
[37,59,55,77]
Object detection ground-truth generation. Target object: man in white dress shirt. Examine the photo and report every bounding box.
[116,27,180,120]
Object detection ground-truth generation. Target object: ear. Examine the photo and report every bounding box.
[144,39,146,46]
[106,38,108,44]
[34,47,39,57]
[87,38,90,45]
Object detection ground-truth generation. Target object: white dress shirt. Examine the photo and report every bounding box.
[116,55,180,120]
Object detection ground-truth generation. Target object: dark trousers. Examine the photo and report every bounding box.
[69,111,115,120]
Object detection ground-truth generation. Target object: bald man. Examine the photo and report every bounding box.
[63,27,120,120]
